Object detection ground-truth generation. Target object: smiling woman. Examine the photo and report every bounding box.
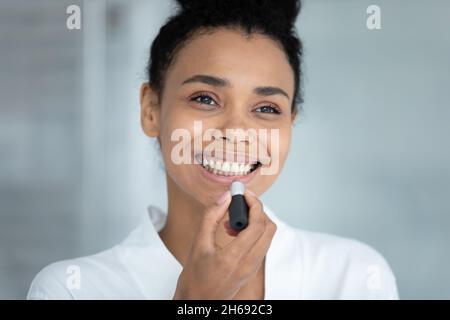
[26,0,399,300]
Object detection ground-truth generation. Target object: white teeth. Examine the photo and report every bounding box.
[216,160,223,170]
[222,161,230,172]
[201,156,257,176]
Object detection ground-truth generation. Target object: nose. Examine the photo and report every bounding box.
[220,129,249,144]
[218,124,255,148]
[217,106,254,145]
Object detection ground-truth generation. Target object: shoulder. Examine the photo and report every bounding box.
[27,249,118,300]
[27,245,139,300]
[27,260,75,300]
[27,207,174,300]
[27,210,161,300]
[288,224,399,299]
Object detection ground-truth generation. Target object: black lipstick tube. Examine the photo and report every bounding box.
[229,181,249,231]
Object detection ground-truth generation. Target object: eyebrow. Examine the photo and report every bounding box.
[181,74,290,100]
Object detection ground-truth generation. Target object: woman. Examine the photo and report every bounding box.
[27,0,399,299]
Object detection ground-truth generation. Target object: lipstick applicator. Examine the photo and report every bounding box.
[229,181,249,231]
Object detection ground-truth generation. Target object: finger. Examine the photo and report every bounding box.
[242,189,266,226]
[233,220,277,281]
[221,190,268,258]
[241,219,277,270]
[224,220,239,237]
[194,191,231,252]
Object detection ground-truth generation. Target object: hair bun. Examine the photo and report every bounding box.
[176,0,202,11]
[274,0,301,27]
[176,0,301,28]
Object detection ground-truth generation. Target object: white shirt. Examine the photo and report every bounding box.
[27,203,399,299]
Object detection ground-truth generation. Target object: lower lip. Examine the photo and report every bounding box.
[197,163,260,186]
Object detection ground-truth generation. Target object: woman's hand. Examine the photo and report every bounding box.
[172,190,277,300]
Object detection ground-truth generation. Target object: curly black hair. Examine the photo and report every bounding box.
[147,0,304,116]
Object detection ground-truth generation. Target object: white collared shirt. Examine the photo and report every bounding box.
[27,203,399,299]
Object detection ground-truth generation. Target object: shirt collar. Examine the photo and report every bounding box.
[120,202,302,299]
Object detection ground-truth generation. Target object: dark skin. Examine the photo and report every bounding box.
[140,27,297,299]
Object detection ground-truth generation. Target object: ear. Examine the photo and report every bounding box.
[291,108,298,124]
[140,82,161,138]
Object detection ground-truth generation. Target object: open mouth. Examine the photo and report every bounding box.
[195,153,262,177]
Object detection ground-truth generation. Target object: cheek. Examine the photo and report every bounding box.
[267,127,291,171]
[248,127,291,194]
[158,111,202,177]
[262,115,293,154]
[279,129,292,163]
[158,115,186,170]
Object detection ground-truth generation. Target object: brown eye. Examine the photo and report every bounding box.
[255,105,281,114]
[191,94,217,106]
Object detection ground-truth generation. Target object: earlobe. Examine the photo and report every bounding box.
[291,108,298,125]
[140,83,160,138]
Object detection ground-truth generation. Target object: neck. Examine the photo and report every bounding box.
[158,174,233,266]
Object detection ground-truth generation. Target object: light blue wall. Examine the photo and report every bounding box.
[0,0,449,299]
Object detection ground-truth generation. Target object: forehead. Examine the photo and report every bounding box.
[164,27,295,95]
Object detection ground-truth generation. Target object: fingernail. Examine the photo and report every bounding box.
[247,189,256,196]
[216,191,230,205]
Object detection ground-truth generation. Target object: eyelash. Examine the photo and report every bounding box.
[189,92,282,115]
[190,92,218,106]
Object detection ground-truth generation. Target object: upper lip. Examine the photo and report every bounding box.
[196,151,259,165]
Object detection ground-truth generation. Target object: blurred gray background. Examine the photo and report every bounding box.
[1,0,449,299]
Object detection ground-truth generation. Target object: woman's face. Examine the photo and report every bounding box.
[142,27,296,206]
